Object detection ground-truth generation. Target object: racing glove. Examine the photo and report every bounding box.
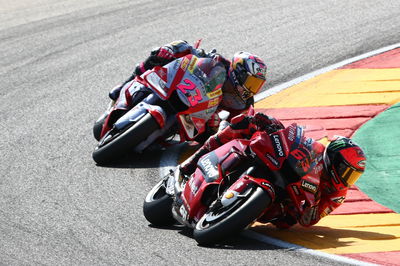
[250,112,285,134]
[271,214,298,229]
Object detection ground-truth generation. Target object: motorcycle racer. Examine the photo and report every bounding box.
[179,112,367,228]
[103,40,267,140]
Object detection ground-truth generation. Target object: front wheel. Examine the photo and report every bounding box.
[92,113,159,165]
[93,114,107,141]
[143,178,175,226]
[193,187,271,246]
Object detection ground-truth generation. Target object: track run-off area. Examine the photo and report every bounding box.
[251,45,400,266]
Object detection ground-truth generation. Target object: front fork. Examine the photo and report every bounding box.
[171,168,193,227]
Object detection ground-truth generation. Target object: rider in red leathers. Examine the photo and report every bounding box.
[96,40,267,141]
[179,112,367,228]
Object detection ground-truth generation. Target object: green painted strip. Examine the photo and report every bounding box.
[353,102,400,213]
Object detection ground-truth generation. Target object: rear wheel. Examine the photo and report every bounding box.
[92,113,159,165]
[143,178,175,226]
[193,186,271,246]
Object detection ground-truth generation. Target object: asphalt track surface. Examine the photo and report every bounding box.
[1,1,399,265]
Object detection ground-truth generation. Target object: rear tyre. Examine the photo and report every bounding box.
[193,187,271,246]
[143,178,175,226]
[92,113,159,165]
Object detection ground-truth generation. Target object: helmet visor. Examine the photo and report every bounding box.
[242,75,266,95]
[334,159,363,186]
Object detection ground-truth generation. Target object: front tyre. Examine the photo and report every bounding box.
[193,187,271,246]
[93,114,107,141]
[92,113,159,165]
[143,178,175,226]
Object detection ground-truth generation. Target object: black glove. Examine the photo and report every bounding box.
[251,112,284,134]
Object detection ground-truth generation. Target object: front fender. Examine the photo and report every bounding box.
[221,175,276,207]
[114,102,167,130]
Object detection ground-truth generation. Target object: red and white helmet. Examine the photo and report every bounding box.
[228,52,267,102]
[323,137,366,187]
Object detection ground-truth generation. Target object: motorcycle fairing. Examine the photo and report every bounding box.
[181,139,250,222]
[249,124,305,171]
[113,101,165,130]
[197,152,220,183]
[221,176,276,207]
[99,80,144,138]
[142,54,225,140]
[286,174,321,214]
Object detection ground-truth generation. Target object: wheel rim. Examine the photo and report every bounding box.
[145,178,169,202]
[97,123,132,148]
[196,191,250,230]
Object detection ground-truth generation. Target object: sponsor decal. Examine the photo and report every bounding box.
[291,185,300,196]
[181,193,190,213]
[311,206,318,220]
[261,182,276,198]
[313,163,324,175]
[358,160,366,168]
[158,79,166,89]
[180,57,190,71]
[206,88,222,99]
[146,72,167,97]
[156,68,167,79]
[288,126,296,141]
[234,181,246,190]
[191,116,206,132]
[329,139,347,151]
[225,192,234,199]
[179,205,188,221]
[331,169,340,184]
[199,154,219,180]
[272,134,285,157]
[332,196,345,204]
[301,180,318,194]
[265,153,279,167]
[207,97,220,108]
[295,126,303,144]
[188,178,199,195]
[172,60,180,70]
[206,108,216,114]
[188,57,198,73]
[230,70,239,85]
[321,206,333,218]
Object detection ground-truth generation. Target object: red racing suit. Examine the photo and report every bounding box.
[181,113,350,228]
[261,137,350,228]
[180,112,285,176]
[110,40,255,126]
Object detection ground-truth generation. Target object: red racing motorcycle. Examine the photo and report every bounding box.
[92,53,227,165]
[143,123,319,245]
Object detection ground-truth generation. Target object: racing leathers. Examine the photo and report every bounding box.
[180,112,352,229]
[180,112,285,175]
[259,136,351,228]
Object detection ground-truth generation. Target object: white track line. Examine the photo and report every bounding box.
[242,231,378,266]
[159,43,400,264]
